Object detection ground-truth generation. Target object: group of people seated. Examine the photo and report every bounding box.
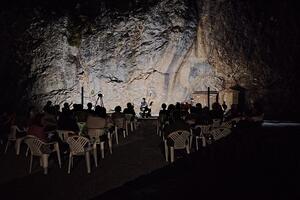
[158,101,264,139]
[0,101,137,153]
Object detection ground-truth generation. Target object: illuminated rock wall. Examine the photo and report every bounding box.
[20,0,222,113]
[1,0,299,118]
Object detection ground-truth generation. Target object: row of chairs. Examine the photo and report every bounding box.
[158,118,239,163]
[3,114,137,175]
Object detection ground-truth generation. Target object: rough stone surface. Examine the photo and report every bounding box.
[0,0,299,118]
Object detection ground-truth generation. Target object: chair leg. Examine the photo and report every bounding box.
[4,141,10,154]
[93,148,98,167]
[126,123,129,136]
[186,145,190,154]
[202,136,206,147]
[189,135,193,149]
[196,137,199,151]
[130,122,134,132]
[15,139,22,155]
[156,121,159,135]
[42,154,49,175]
[85,151,91,174]
[55,143,61,168]
[108,138,113,154]
[29,155,33,173]
[115,127,119,144]
[100,142,105,159]
[25,146,29,157]
[170,147,175,163]
[164,140,168,162]
[123,128,126,138]
[68,154,72,174]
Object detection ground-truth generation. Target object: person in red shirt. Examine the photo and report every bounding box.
[27,113,48,142]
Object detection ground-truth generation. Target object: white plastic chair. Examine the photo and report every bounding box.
[220,120,233,129]
[156,113,168,137]
[210,128,231,141]
[192,125,212,150]
[124,114,134,133]
[113,118,127,144]
[88,129,112,159]
[66,136,97,174]
[164,130,190,163]
[24,136,61,175]
[4,125,27,155]
[87,116,112,158]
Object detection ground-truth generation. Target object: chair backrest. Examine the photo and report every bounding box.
[24,136,45,156]
[87,129,106,143]
[210,128,231,141]
[67,136,90,154]
[220,120,233,129]
[114,117,125,129]
[87,116,106,129]
[168,130,190,149]
[195,125,211,135]
[212,119,222,128]
[124,114,133,121]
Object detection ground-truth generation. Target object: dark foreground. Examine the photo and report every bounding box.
[1,120,300,200]
[97,122,300,200]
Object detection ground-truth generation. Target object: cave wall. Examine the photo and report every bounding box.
[0,0,299,118]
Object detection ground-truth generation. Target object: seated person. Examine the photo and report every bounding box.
[163,110,190,139]
[140,98,151,117]
[57,108,79,133]
[28,113,67,153]
[123,103,136,116]
[86,113,108,141]
[197,106,213,125]
[27,113,49,142]
[111,106,124,121]
[210,102,224,120]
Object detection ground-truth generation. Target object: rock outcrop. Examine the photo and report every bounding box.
[0,0,299,118]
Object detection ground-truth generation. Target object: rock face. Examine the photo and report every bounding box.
[0,0,299,118]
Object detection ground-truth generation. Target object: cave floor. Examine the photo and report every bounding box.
[1,121,300,200]
[0,119,167,199]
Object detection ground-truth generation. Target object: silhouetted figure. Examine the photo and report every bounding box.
[43,101,52,113]
[123,102,136,116]
[167,104,176,123]
[27,113,48,142]
[159,103,168,116]
[57,105,79,132]
[210,102,224,119]
[198,106,212,125]
[111,106,124,121]
[195,103,202,116]
[158,103,168,131]
[164,110,189,139]
[86,102,94,114]
[95,105,107,118]
[75,104,88,123]
[54,105,61,119]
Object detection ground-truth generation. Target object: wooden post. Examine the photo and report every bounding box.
[81,87,84,106]
[207,87,210,110]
